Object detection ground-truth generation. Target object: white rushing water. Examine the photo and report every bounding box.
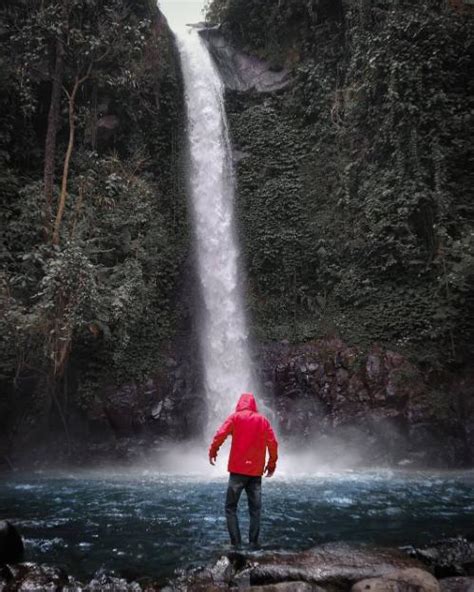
[175,28,255,428]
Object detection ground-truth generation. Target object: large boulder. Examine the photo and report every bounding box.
[166,543,426,591]
[199,26,291,93]
[0,521,23,565]
[351,568,439,592]
[439,578,474,592]
[244,544,425,589]
[403,537,474,577]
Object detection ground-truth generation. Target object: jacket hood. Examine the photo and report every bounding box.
[236,393,257,412]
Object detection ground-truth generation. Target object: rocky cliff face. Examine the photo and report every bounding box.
[199,27,291,92]
[10,337,471,470]
[258,338,473,467]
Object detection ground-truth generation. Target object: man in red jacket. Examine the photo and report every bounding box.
[209,392,278,549]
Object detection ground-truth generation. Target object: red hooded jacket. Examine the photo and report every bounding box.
[209,393,278,477]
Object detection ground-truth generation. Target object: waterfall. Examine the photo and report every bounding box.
[175,28,255,427]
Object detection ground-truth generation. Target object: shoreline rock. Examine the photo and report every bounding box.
[164,539,474,592]
[1,537,473,592]
[0,522,23,565]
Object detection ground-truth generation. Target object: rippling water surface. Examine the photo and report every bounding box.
[1,470,473,581]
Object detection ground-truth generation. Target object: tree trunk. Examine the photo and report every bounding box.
[90,83,98,150]
[43,38,65,238]
[51,77,80,246]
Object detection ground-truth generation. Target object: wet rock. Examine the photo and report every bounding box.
[85,571,142,591]
[366,354,383,383]
[168,544,427,591]
[244,583,325,591]
[151,401,164,420]
[199,27,291,93]
[0,566,10,592]
[96,114,120,146]
[351,568,439,592]
[0,563,156,591]
[246,544,424,589]
[0,521,24,564]
[98,350,203,446]
[4,562,69,590]
[257,337,468,467]
[402,538,474,577]
[439,577,474,592]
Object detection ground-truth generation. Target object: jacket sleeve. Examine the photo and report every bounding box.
[209,415,234,458]
[265,422,278,471]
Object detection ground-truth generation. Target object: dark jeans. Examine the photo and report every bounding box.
[225,473,262,546]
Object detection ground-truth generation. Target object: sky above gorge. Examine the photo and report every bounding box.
[159,0,207,31]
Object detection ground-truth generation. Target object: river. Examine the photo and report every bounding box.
[1,470,473,582]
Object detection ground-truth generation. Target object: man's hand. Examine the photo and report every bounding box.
[264,464,275,478]
[209,454,217,466]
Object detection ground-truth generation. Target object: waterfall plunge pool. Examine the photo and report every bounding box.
[1,470,473,582]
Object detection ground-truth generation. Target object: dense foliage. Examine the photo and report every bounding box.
[0,0,189,435]
[208,0,474,365]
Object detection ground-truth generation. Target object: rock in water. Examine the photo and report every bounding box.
[0,521,24,564]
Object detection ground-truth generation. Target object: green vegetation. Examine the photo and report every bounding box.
[0,0,189,422]
[208,0,474,365]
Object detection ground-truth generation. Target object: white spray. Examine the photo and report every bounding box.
[175,28,255,429]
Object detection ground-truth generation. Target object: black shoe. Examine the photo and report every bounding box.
[230,542,242,550]
[249,542,261,551]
